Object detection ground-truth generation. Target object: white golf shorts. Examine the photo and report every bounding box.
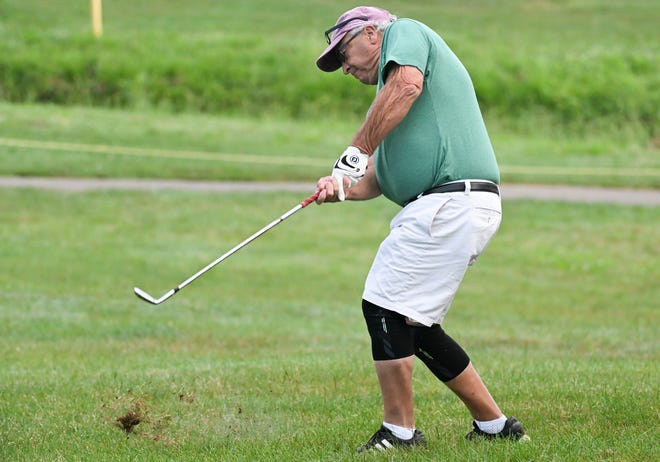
[363,184,502,327]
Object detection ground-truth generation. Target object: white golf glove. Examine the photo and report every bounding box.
[331,146,369,201]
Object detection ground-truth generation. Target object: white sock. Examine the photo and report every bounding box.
[475,415,507,434]
[383,421,414,440]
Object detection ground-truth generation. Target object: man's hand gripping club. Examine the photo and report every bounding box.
[331,146,369,201]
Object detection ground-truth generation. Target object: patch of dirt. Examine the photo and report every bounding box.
[178,392,196,404]
[104,390,190,444]
[113,397,147,435]
[116,409,142,434]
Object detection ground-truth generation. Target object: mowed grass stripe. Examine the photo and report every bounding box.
[0,137,328,167]
[2,136,659,179]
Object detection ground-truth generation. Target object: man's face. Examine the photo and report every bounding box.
[337,25,380,85]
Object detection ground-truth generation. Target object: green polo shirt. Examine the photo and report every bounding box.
[373,19,500,206]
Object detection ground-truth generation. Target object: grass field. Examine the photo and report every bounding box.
[1,102,658,188]
[0,189,658,461]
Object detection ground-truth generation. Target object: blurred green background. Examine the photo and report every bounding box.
[1,0,658,187]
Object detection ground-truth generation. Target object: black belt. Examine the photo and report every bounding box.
[405,181,500,206]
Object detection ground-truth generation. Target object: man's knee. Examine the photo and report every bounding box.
[413,325,470,382]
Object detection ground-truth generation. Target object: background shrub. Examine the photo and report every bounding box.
[0,1,657,135]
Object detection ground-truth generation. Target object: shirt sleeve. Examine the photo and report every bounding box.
[380,20,430,83]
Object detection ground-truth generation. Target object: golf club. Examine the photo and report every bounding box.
[134,191,319,305]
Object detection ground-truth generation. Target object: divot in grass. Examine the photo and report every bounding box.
[116,409,143,434]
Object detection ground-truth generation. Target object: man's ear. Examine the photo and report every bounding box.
[364,24,378,43]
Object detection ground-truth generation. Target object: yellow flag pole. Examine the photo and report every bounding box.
[91,0,103,38]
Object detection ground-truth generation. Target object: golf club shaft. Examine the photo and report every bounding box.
[177,192,317,290]
[134,191,319,305]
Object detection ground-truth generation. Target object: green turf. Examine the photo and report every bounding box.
[0,188,657,461]
[1,102,658,188]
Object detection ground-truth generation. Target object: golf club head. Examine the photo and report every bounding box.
[133,287,160,305]
[134,287,178,305]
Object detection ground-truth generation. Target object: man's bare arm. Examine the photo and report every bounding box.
[351,64,424,155]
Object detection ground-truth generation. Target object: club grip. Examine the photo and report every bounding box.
[300,192,320,208]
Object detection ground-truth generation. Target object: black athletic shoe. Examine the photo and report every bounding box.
[465,417,529,441]
[357,425,427,452]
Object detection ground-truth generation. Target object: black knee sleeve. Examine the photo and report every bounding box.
[362,299,415,360]
[413,325,470,382]
[362,299,470,380]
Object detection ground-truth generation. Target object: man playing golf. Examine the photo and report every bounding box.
[314,6,528,452]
